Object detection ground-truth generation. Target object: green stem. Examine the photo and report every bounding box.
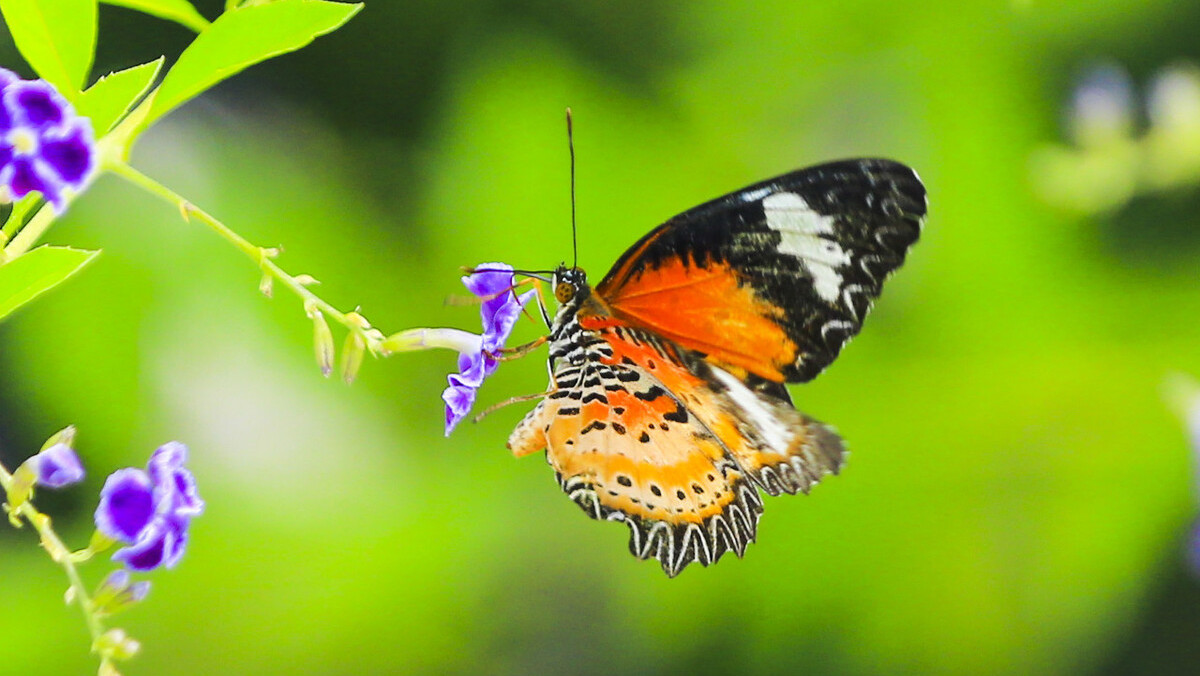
[105,159,378,347]
[0,462,108,663]
[0,197,34,249]
[2,202,56,259]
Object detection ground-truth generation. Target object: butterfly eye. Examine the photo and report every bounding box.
[555,281,576,303]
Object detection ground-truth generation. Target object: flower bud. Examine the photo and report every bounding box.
[40,425,77,452]
[31,443,85,488]
[340,331,366,384]
[6,461,37,511]
[310,308,335,378]
[92,570,151,617]
[95,628,141,661]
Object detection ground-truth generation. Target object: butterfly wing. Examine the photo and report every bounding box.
[508,319,845,576]
[508,329,763,576]
[595,158,926,383]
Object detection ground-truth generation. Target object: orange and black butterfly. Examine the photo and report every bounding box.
[508,159,927,576]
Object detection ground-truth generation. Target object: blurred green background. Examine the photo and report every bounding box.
[3,0,1200,674]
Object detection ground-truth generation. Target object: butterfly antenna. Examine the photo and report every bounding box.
[566,107,578,270]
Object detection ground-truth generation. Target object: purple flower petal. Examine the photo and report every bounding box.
[461,262,515,299]
[7,156,63,206]
[33,443,84,488]
[0,96,11,133]
[442,382,476,436]
[483,288,534,353]
[128,580,152,602]
[96,469,155,543]
[147,441,204,517]
[101,569,132,592]
[148,440,188,472]
[454,350,488,388]
[112,519,175,572]
[40,124,95,186]
[7,80,66,129]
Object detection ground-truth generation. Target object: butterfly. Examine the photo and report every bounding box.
[507,158,927,576]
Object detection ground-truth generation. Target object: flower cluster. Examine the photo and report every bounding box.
[441,263,534,435]
[95,442,204,571]
[0,68,97,212]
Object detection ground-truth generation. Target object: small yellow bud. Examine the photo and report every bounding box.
[312,312,335,378]
[340,331,366,385]
[40,425,77,452]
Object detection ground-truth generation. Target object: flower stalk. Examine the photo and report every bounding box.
[101,159,386,358]
[0,459,113,670]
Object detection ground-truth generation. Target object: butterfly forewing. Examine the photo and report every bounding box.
[596,158,926,383]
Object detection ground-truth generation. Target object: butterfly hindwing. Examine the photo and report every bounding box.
[595,158,926,383]
[509,325,765,576]
[508,319,846,575]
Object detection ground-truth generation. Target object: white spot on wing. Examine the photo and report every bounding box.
[709,367,792,454]
[762,192,849,303]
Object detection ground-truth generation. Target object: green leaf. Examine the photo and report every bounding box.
[77,59,164,134]
[144,0,361,128]
[0,0,97,97]
[0,246,99,322]
[99,0,208,33]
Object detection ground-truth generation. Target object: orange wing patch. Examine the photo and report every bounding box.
[596,258,797,382]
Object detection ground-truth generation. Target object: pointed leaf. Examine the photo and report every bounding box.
[77,59,163,135]
[144,0,361,127]
[99,0,208,33]
[0,0,97,97]
[0,246,99,322]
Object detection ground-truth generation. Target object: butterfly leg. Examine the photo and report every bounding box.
[473,387,558,423]
[492,335,548,361]
[515,276,552,327]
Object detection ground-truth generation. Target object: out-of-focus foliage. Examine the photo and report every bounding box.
[2,1,1200,674]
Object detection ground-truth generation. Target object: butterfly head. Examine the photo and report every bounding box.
[552,264,590,305]
[549,265,596,332]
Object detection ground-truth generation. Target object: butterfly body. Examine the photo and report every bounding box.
[508,159,926,576]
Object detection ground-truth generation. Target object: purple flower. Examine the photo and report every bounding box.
[0,68,97,212]
[441,263,534,435]
[95,442,203,572]
[32,442,85,488]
